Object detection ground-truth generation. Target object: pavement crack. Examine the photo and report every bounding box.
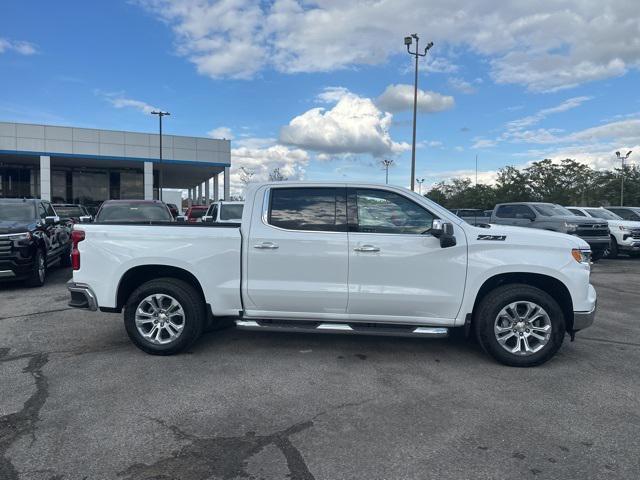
[0,307,75,322]
[578,336,640,347]
[119,417,317,480]
[0,348,50,480]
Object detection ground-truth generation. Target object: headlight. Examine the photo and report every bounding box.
[571,248,591,264]
[618,225,631,233]
[7,232,31,241]
[565,222,578,233]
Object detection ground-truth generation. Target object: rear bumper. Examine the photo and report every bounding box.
[67,281,98,311]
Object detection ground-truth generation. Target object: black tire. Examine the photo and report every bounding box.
[124,278,205,355]
[59,245,72,267]
[606,236,618,259]
[591,250,604,262]
[25,249,46,287]
[474,284,565,367]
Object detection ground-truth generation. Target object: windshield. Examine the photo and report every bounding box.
[584,208,622,220]
[54,206,85,218]
[96,203,172,222]
[220,204,244,220]
[533,204,573,217]
[189,208,207,219]
[0,202,36,222]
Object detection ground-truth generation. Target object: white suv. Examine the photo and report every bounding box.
[567,206,640,258]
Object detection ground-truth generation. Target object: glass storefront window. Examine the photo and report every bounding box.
[0,165,35,198]
[120,171,143,199]
[73,171,109,208]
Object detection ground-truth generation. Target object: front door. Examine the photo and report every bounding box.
[346,188,467,321]
[245,186,349,317]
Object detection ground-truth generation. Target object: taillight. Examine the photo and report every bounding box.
[71,230,85,271]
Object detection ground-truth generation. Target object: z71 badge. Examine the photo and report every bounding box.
[477,234,507,241]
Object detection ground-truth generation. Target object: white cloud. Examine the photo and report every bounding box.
[316,87,351,104]
[136,0,640,91]
[229,144,309,195]
[472,138,497,149]
[505,96,592,131]
[280,89,409,157]
[0,38,37,55]
[100,91,159,114]
[447,77,479,94]
[208,126,234,139]
[376,84,455,114]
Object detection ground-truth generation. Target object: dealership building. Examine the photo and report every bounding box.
[0,121,231,209]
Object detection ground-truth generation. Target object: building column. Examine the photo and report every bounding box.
[143,162,153,200]
[213,174,219,201]
[196,184,202,204]
[187,189,193,208]
[204,179,210,205]
[224,166,230,200]
[39,156,51,201]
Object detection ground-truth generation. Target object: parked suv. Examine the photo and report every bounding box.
[605,206,640,221]
[491,202,610,259]
[202,201,244,224]
[53,203,91,224]
[0,198,72,286]
[94,200,174,223]
[567,206,640,258]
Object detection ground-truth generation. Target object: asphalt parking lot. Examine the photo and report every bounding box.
[1,260,639,480]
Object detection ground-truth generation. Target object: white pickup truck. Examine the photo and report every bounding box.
[68,182,596,367]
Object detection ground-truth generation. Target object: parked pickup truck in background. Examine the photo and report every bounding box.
[451,208,491,226]
[68,182,597,367]
[202,200,244,224]
[0,198,71,286]
[567,206,640,258]
[491,202,610,260]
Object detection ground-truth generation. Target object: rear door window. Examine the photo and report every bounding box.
[268,187,346,232]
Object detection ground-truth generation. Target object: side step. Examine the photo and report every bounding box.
[235,319,449,338]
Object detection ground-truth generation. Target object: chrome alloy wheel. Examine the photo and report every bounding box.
[135,294,185,345]
[494,301,551,356]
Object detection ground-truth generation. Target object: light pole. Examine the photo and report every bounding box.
[417,178,425,195]
[380,159,395,184]
[151,110,170,201]
[405,34,433,191]
[616,150,632,205]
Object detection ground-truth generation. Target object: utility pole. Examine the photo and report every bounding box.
[151,110,170,201]
[404,34,433,191]
[380,159,395,184]
[417,178,425,195]
[616,150,632,205]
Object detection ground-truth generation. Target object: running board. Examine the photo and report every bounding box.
[235,319,449,338]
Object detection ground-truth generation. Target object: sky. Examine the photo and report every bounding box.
[1,0,639,195]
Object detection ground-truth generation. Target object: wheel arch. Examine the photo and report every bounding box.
[115,264,207,312]
[470,272,574,332]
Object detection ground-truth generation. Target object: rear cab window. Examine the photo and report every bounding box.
[96,202,173,222]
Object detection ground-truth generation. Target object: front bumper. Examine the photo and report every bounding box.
[67,281,98,311]
[573,302,597,330]
[577,235,610,251]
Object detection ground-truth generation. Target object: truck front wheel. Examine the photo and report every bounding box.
[474,284,565,367]
[124,278,205,355]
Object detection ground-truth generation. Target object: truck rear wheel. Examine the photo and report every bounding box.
[124,278,205,355]
[474,284,565,367]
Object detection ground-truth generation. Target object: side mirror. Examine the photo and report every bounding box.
[79,216,92,223]
[201,215,214,223]
[430,219,457,248]
[44,215,60,225]
[176,216,187,223]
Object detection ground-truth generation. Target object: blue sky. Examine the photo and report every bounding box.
[1,1,639,193]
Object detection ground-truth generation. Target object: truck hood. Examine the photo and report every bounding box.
[551,215,601,224]
[0,220,36,235]
[471,223,588,249]
[605,219,640,229]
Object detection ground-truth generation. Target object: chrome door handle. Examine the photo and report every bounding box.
[354,244,380,252]
[254,242,279,249]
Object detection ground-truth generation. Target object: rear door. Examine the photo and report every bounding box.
[346,187,467,321]
[245,186,349,316]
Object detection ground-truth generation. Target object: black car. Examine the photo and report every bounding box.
[52,203,91,223]
[94,200,174,223]
[0,198,72,286]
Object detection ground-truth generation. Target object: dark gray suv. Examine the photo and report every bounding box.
[491,202,610,259]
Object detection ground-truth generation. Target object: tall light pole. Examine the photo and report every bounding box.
[405,34,433,191]
[151,110,170,201]
[380,159,395,184]
[616,150,632,205]
[417,178,425,195]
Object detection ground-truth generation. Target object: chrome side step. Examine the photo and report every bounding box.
[235,319,449,338]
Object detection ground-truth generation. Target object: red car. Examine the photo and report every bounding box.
[184,205,208,223]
